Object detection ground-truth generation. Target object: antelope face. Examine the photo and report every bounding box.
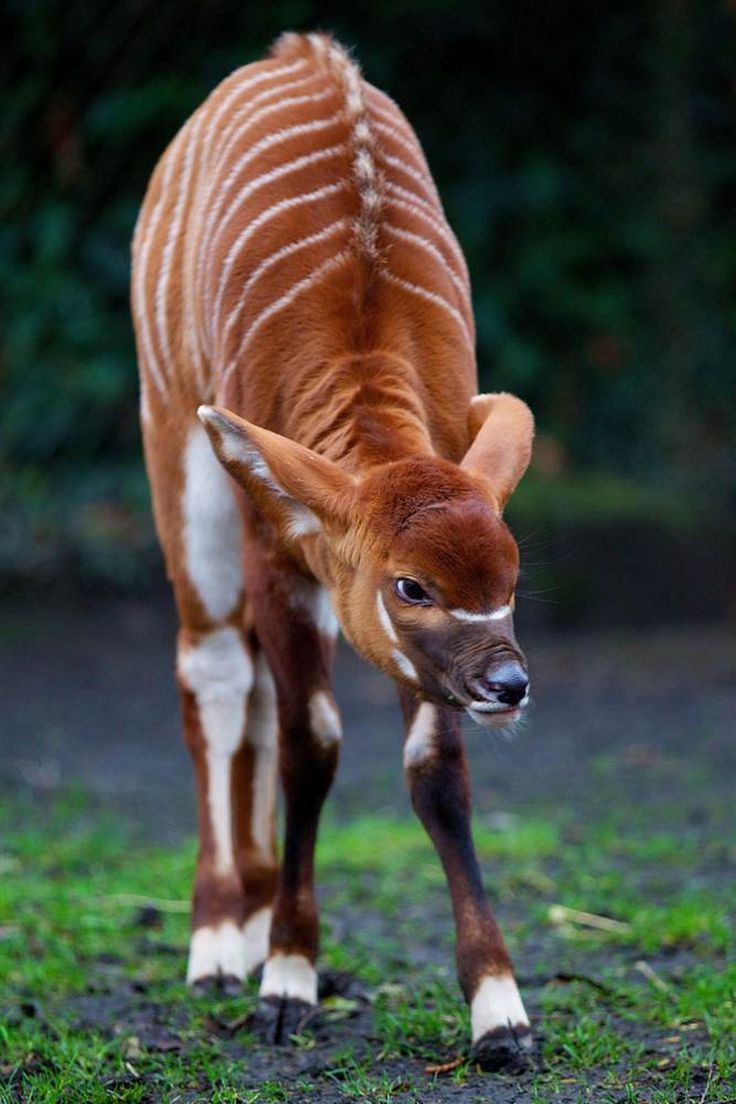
[342,460,529,728]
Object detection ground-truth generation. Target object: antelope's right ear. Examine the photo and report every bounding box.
[198,405,357,540]
[461,392,534,513]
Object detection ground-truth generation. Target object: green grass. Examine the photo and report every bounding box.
[1,790,734,1102]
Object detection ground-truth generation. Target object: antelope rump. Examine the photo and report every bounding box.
[131,31,535,1071]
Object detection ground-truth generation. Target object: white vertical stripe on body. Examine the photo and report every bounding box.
[385,182,469,284]
[222,218,350,341]
[155,110,205,369]
[132,128,186,399]
[213,142,347,338]
[384,222,470,311]
[226,249,350,373]
[380,269,474,354]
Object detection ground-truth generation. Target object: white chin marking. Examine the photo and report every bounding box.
[187,920,246,984]
[308,689,342,747]
[403,701,437,768]
[259,953,317,1005]
[183,423,243,621]
[392,648,418,683]
[242,906,272,975]
[466,705,521,730]
[471,974,530,1042]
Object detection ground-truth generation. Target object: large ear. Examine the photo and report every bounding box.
[198,405,357,541]
[461,392,534,512]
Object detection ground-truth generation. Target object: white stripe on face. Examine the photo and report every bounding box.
[260,952,318,1004]
[376,591,398,644]
[403,702,437,768]
[392,648,419,684]
[447,604,512,623]
[470,974,530,1042]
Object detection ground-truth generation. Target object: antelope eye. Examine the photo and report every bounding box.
[395,577,431,605]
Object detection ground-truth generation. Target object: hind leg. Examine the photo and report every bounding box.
[143,416,278,988]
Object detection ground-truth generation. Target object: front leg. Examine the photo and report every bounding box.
[401,692,532,1071]
[249,566,341,1043]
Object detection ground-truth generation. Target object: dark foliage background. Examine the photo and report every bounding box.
[1,0,734,597]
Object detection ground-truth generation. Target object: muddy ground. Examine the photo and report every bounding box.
[1,592,734,1102]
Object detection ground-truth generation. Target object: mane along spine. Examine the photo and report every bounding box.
[273,31,383,261]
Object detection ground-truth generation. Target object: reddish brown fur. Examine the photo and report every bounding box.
[131,31,535,1065]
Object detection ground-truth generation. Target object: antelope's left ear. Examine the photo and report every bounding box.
[461,392,534,513]
[198,405,357,541]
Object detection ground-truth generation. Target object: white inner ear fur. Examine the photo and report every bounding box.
[199,406,320,539]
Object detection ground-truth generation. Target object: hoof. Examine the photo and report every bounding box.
[470,1024,534,1073]
[191,973,243,997]
[252,995,314,1045]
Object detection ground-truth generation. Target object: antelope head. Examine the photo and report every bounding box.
[199,392,534,728]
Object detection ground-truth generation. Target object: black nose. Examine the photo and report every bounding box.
[483,662,529,706]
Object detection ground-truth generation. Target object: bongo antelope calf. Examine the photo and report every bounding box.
[131,31,535,1070]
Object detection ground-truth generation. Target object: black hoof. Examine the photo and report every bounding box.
[191,973,243,997]
[470,1024,534,1073]
[252,996,314,1045]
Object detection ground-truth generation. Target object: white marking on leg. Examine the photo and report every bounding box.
[247,652,278,860]
[260,953,318,1004]
[289,581,339,642]
[403,702,437,768]
[376,591,398,644]
[308,690,342,748]
[470,974,530,1042]
[177,628,253,875]
[183,423,243,621]
[448,604,511,623]
[187,919,245,984]
[242,905,272,976]
[392,648,419,684]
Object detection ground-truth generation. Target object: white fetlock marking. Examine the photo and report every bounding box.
[242,906,272,976]
[187,920,245,983]
[403,701,437,768]
[183,423,243,621]
[308,690,342,748]
[259,953,318,1004]
[177,629,254,873]
[470,974,530,1042]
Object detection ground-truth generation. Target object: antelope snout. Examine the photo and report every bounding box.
[476,661,529,707]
